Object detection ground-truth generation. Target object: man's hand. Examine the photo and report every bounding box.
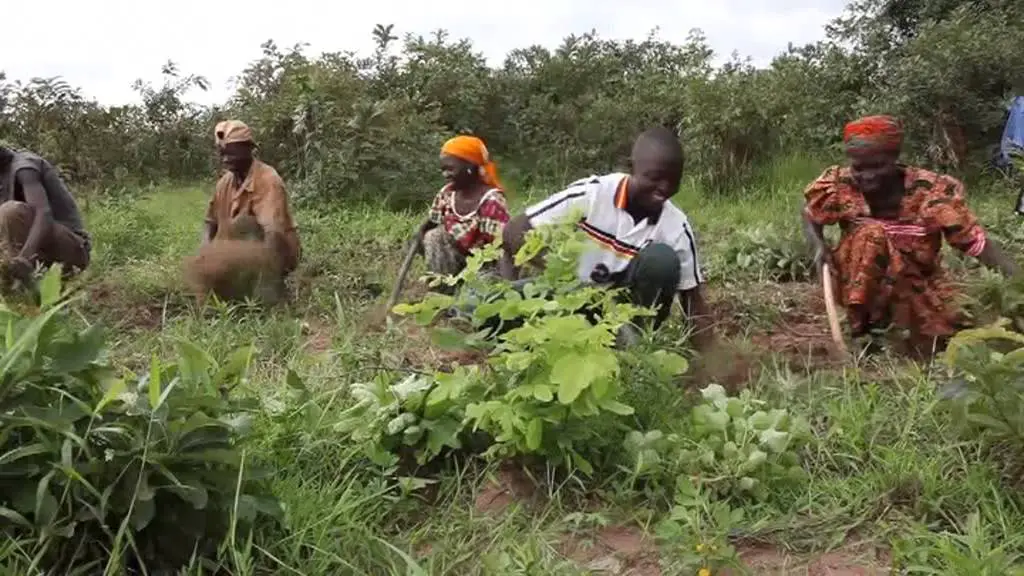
[6,256,34,284]
[812,241,834,275]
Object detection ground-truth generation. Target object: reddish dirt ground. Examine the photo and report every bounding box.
[734,540,891,575]
[86,281,169,331]
[473,464,539,516]
[559,525,662,576]
[301,318,334,353]
[557,531,891,576]
[706,281,845,377]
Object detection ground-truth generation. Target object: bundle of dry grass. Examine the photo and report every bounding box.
[183,239,281,302]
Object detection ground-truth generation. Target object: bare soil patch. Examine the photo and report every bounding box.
[709,281,844,373]
[301,317,334,353]
[732,540,890,575]
[86,281,169,331]
[473,464,538,516]
[559,525,661,576]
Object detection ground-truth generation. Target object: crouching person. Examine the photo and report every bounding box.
[0,144,90,291]
[185,121,300,305]
[499,127,712,349]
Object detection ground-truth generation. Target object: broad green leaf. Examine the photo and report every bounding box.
[526,418,543,450]
[744,449,767,471]
[38,265,63,308]
[391,302,418,316]
[94,378,126,414]
[748,411,773,430]
[551,353,589,404]
[700,384,728,409]
[425,418,463,455]
[704,410,730,432]
[176,339,215,389]
[236,495,258,522]
[650,350,690,377]
[599,398,634,416]
[215,344,254,386]
[570,451,594,476]
[551,351,616,405]
[725,398,745,418]
[286,368,306,391]
[51,324,105,373]
[532,384,554,402]
[130,496,155,531]
[759,429,791,453]
[0,298,72,381]
[430,327,469,350]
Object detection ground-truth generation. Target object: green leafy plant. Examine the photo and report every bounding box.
[676,384,809,501]
[0,268,281,573]
[718,225,813,283]
[394,220,689,475]
[939,320,1024,451]
[334,368,480,469]
[656,476,743,575]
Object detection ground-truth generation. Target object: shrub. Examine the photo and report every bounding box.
[939,319,1024,454]
[0,268,281,573]
[718,225,813,283]
[383,220,691,475]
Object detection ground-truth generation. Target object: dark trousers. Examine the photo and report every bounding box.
[479,243,681,336]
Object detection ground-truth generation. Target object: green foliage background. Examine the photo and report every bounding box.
[3,1,1023,205]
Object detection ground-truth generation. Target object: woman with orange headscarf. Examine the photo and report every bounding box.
[802,114,1018,355]
[417,135,510,279]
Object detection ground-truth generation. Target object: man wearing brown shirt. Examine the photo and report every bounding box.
[186,120,300,303]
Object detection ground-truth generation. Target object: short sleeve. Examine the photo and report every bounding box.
[671,218,703,291]
[206,176,226,224]
[427,187,448,225]
[525,177,597,227]
[254,172,296,235]
[477,193,510,237]
[924,176,988,257]
[803,166,854,226]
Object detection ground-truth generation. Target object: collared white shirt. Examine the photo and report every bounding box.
[525,172,703,291]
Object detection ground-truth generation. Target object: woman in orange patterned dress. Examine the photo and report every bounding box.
[802,115,1019,352]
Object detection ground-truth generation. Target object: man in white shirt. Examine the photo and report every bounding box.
[499,127,711,347]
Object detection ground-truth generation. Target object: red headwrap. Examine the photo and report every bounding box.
[843,115,904,153]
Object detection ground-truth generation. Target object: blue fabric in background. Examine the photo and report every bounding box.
[1001,96,1024,165]
[999,96,1024,214]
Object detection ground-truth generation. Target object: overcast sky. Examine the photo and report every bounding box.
[1,0,849,107]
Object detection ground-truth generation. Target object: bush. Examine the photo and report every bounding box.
[0,269,281,573]
[5,0,1022,201]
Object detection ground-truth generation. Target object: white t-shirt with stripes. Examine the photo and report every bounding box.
[525,172,703,291]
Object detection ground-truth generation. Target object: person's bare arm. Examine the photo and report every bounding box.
[202,220,217,245]
[975,239,1019,277]
[678,286,713,351]
[499,214,533,280]
[203,189,219,245]
[802,210,832,272]
[16,170,54,264]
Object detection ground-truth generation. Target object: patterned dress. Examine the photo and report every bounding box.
[803,165,988,339]
[424,185,509,275]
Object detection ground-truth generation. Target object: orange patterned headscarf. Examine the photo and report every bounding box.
[440,135,502,190]
[843,115,904,153]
